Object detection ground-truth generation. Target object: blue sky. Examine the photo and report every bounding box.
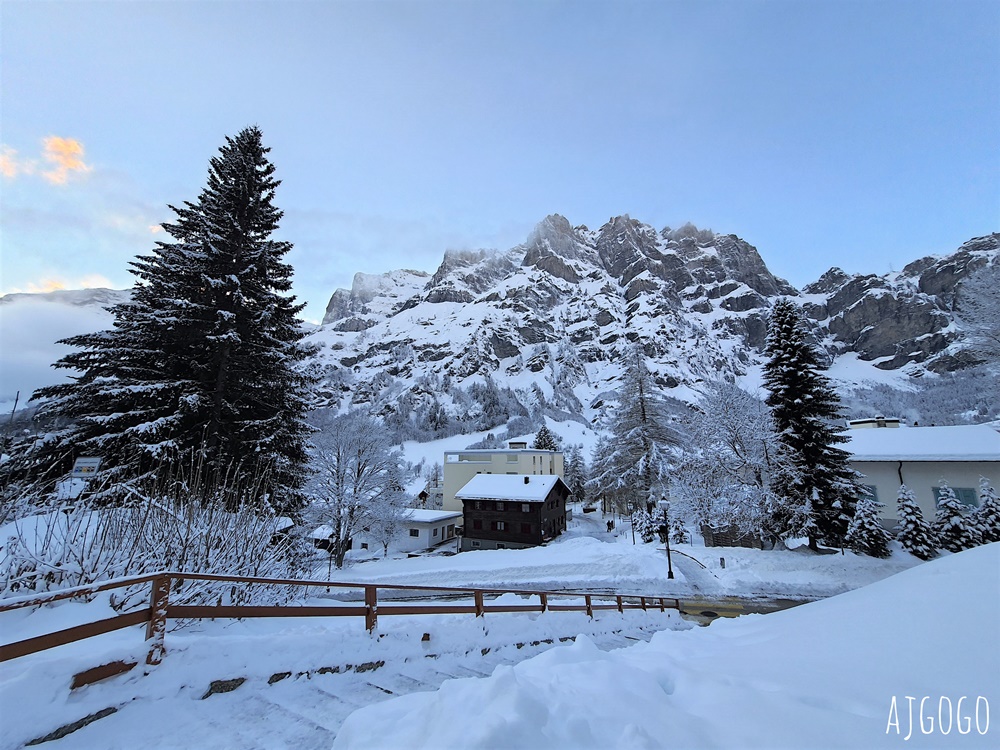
[2,0,997,322]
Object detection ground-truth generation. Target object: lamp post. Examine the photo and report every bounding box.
[657,498,674,580]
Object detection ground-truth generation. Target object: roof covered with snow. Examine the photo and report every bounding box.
[455,474,564,502]
[402,509,462,524]
[846,424,1000,462]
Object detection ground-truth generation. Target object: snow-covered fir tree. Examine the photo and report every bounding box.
[631,508,656,543]
[31,127,313,509]
[532,424,560,452]
[845,494,891,558]
[763,299,861,549]
[563,444,589,505]
[589,349,680,516]
[894,484,938,560]
[969,477,1000,544]
[932,483,977,553]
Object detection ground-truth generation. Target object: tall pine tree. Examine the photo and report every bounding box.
[32,127,313,508]
[763,299,861,549]
[590,348,679,515]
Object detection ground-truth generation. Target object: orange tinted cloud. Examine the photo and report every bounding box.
[8,274,113,294]
[0,146,33,179]
[41,136,91,184]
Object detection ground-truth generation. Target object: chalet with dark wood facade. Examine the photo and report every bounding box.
[456,474,569,551]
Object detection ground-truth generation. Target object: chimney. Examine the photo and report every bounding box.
[523,476,530,484]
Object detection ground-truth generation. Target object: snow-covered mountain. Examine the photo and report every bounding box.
[3,219,996,429]
[309,215,997,425]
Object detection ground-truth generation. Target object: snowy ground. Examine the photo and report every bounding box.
[335,503,923,602]
[336,542,1000,749]
[0,509,955,749]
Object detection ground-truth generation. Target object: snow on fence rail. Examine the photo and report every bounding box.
[0,572,680,667]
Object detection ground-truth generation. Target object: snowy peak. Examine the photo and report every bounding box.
[322,269,430,328]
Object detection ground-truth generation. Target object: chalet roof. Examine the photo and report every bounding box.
[455,474,565,502]
[402,509,462,524]
[845,424,1000,462]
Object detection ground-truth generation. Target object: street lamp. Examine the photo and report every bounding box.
[657,498,674,580]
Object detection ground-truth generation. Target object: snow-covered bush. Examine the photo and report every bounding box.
[1,469,309,616]
[845,494,891,558]
[969,477,1000,544]
[894,484,938,560]
[631,510,656,543]
[931,483,978,553]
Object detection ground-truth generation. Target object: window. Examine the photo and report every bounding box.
[506,454,518,463]
[521,503,531,513]
[933,487,979,508]
[521,523,532,534]
[496,501,504,511]
[491,521,507,531]
[361,542,368,550]
[860,485,878,502]
[472,540,481,548]
[433,528,438,537]
[473,519,483,530]
[474,501,483,510]
[496,543,506,549]
[409,529,419,537]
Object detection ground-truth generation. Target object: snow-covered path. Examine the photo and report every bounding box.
[2,603,685,749]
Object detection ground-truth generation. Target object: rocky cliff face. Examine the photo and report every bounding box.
[311,216,996,423]
[803,233,998,373]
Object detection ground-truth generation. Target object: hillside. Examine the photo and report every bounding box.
[2,219,996,431]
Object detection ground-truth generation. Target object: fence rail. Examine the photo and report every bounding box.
[0,572,680,667]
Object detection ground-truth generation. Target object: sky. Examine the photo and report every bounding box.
[1,0,998,323]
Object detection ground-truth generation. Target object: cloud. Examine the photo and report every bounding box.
[5,274,114,295]
[41,136,91,184]
[1,146,33,179]
[0,137,92,184]
[0,297,115,406]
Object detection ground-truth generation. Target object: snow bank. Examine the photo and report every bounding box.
[334,543,1000,749]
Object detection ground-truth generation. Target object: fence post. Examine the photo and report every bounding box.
[145,575,171,666]
[658,597,665,612]
[539,593,548,613]
[616,595,623,613]
[474,590,484,618]
[364,585,378,633]
[585,595,593,619]
[640,596,647,611]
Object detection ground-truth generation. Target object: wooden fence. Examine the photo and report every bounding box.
[0,572,680,668]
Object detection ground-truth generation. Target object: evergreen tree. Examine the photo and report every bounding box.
[590,348,680,516]
[32,127,313,508]
[531,423,560,452]
[845,494,891,558]
[563,444,589,505]
[969,477,1000,544]
[763,299,861,548]
[932,483,977,552]
[631,508,656,543]
[894,484,938,560]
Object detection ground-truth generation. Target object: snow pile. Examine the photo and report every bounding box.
[335,543,1000,749]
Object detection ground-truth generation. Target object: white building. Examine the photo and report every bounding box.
[441,442,564,512]
[347,508,463,554]
[845,423,1000,522]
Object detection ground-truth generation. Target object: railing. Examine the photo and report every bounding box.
[0,572,680,668]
